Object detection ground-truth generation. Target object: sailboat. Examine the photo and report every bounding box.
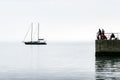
[24,23,47,45]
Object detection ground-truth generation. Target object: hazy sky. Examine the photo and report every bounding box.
[0,0,120,42]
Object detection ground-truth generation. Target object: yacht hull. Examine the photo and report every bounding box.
[24,42,47,45]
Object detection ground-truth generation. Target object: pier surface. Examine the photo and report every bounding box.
[96,40,120,56]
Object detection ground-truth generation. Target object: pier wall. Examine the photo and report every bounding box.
[95,40,120,56]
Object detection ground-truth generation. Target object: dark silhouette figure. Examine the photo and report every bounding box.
[110,33,115,40]
[101,29,106,40]
[97,29,102,40]
[101,29,105,35]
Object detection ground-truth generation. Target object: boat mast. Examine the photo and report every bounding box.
[38,23,39,40]
[31,23,33,42]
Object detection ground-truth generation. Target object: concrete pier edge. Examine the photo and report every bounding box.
[95,40,120,56]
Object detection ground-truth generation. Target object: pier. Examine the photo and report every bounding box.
[95,33,120,56]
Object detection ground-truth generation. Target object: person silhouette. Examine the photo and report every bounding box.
[110,33,115,40]
[97,29,101,40]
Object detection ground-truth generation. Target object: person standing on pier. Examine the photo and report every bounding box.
[97,29,101,40]
[101,29,107,40]
[101,29,105,35]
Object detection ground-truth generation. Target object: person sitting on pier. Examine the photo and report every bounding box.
[101,33,107,40]
[110,33,115,40]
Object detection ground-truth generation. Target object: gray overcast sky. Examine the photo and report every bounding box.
[0,0,120,42]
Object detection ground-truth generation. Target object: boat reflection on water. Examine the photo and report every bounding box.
[96,56,120,80]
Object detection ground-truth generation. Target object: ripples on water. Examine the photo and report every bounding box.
[96,56,120,80]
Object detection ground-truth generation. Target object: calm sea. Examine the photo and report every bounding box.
[0,42,119,80]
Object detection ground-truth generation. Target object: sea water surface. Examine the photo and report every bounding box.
[96,56,120,80]
[0,42,119,80]
[0,42,94,80]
